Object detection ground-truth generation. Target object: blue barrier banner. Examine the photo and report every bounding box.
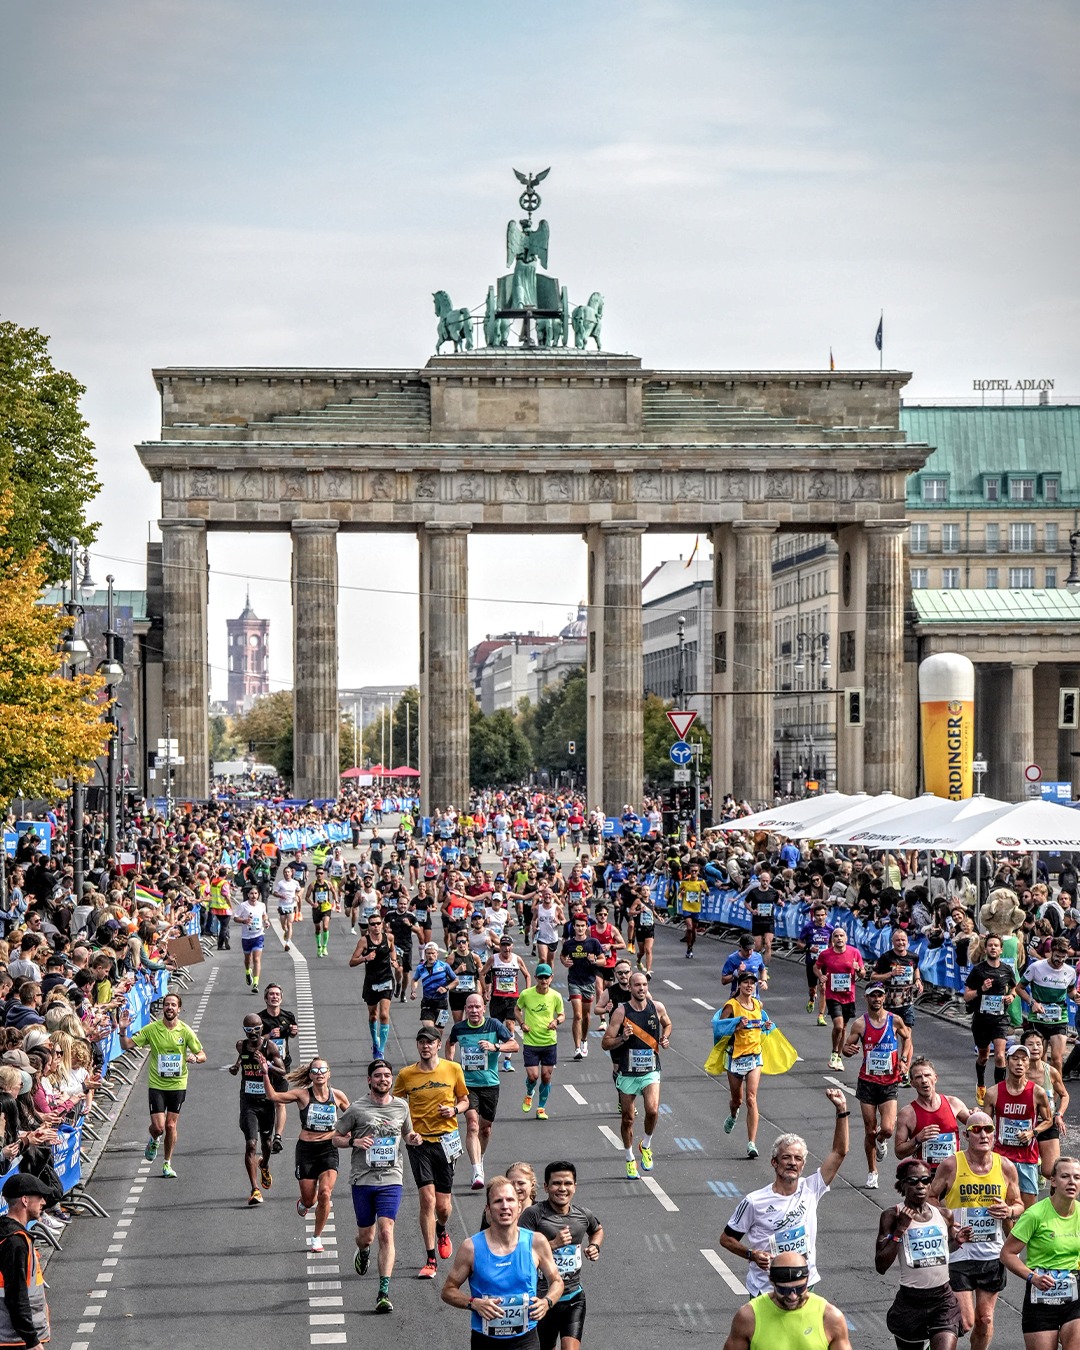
[52,1124,81,1194]
[603,818,623,838]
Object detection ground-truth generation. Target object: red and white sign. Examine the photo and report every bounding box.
[1024,763,1042,783]
[666,709,698,739]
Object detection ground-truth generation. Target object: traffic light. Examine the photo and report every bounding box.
[567,741,576,755]
[1060,688,1080,730]
[844,687,864,727]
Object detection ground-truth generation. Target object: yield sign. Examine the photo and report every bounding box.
[666,709,697,740]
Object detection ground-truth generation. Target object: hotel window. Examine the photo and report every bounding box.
[1009,567,1036,589]
[984,523,999,552]
[985,567,999,589]
[921,477,949,502]
[941,524,961,553]
[910,568,928,589]
[941,568,961,589]
[1009,523,1035,553]
[1045,523,1059,552]
[1009,477,1035,502]
[910,523,928,554]
[1045,568,1058,589]
[1044,477,1060,502]
[984,478,1000,502]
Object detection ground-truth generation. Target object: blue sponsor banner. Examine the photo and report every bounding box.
[603,818,623,838]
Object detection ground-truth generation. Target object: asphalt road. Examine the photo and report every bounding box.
[48,900,1028,1349]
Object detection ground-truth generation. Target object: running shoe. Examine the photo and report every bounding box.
[626,1158,639,1179]
[297,1198,311,1218]
[817,1014,827,1027]
[806,999,814,1014]
[573,1048,583,1061]
[259,1164,272,1190]
[580,1043,589,1059]
[876,1139,888,1163]
[724,1111,739,1133]
[746,1143,759,1160]
[417,1260,437,1280]
[471,1168,485,1191]
[522,1094,533,1113]
[248,1187,263,1206]
[537,1108,549,1121]
[864,1172,879,1189]
[598,1017,609,1032]
[162,1162,177,1179]
[251,981,259,994]
[975,1086,986,1108]
[639,1144,654,1172]
[144,1138,159,1162]
[271,1134,283,1154]
[438,1231,453,1260]
[307,1235,324,1253]
[246,970,253,987]
[502,1058,515,1073]
[375,1293,393,1313]
[828,1053,843,1071]
[284,942,291,952]
[356,1245,370,1276]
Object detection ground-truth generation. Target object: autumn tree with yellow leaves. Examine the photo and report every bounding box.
[0,496,109,812]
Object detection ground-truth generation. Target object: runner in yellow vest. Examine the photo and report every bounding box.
[208,869,232,951]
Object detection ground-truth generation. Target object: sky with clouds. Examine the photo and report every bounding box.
[2,0,1078,700]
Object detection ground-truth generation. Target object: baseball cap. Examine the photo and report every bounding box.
[415,1027,441,1043]
[736,969,758,984]
[1006,1042,1031,1059]
[865,983,886,995]
[535,963,553,978]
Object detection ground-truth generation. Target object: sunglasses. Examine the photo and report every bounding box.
[905,1176,932,1186]
[771,1269,810,1284]
[309,1067,329,1076]
[967,1125,994,1134]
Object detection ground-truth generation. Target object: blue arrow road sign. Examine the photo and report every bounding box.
[669,740,692,765]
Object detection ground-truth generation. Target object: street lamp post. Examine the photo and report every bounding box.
[63,539,95,899]
[97,575,125,861]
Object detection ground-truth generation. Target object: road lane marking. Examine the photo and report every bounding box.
[564,1085,588,1105]
[691,997,713,1010]
[663,980,682,990]
[598,1126,680,1210]
[824,1074,854,1097]
[674,1137,704,1151]
[707,1180,741,1197]
[701,1247,746,1295]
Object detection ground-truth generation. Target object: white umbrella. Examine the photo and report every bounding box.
[822,794,1011,849]
[713,792,861,835]
[785,792,912,840]
[926,797,1080,852]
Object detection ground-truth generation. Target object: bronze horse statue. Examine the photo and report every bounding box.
[433,291,473,353]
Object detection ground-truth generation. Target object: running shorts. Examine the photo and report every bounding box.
[239,1100,276,1142]
[949,1259,1008,1293]
[351,1182,403,1227]
[886,1282,961,1343]
[539,1292,586,1350]
[522,1045,557,1068]
[467,1085,500,1122]
[855,1078,899,1106]
[407,1139,455,1194]
[294,1138,338,1182]
[148,1088,187,1116]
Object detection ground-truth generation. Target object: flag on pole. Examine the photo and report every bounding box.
[829,347,835,371]
[684,535,700,568]
[875,314,883,352]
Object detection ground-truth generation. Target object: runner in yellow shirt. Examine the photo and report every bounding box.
[678,863,709,960]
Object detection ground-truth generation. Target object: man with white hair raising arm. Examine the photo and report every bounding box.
[719,1088,849,1295]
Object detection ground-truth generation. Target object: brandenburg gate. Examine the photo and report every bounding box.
[137,171,930,813]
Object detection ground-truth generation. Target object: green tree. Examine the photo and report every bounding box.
[643,694,711,785]
[524,667,587,776]
[0,496,109,810]
[470,705,534,788]
[209,714,240,764]
[0,319,101,583]
[235,691,293,778]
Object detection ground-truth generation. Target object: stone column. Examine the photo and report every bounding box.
[709,525,736,802]
[732,522,777,806]
[586,522,645,817]
[159,519,209,799]
[291,522,339,801]
[418,524,470,817]
[1008,661,1036,800]
[863,522,908,795]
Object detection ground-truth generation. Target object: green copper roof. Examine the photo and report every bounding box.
[912,588,1080,625]
[900,405,1080,509]
[42,588,149,622]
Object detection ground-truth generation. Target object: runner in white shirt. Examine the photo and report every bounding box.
[235,885,269,993]
[271,864,302,952]
[719,1088,849,1294]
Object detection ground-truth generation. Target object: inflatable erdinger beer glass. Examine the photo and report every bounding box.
[919,653,974,800]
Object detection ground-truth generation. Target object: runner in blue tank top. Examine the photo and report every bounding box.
[442,1175,564,1349]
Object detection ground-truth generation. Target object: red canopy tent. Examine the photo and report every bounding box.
[342,765,389,778]
[388,766,420,778]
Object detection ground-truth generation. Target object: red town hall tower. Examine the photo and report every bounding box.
[226,591,270,714]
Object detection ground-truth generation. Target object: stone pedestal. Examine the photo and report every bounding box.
[159,519,208,799]
[291,522,340,800]
[732,522,777,806]
[864,522,908,794]
[586,523,645,817]
[418,524,470,816]
[1009,661,1036,800]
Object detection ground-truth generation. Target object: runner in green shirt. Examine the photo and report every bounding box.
[1002,1156,1080,1339]
[119,992,205,1179]
[516,965,565,1121]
